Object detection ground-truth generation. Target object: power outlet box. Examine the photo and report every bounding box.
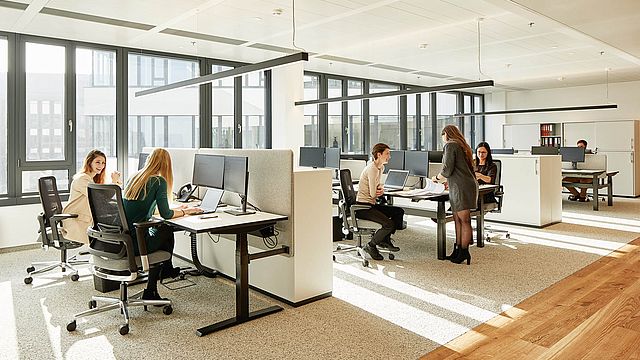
[249,225,275,238]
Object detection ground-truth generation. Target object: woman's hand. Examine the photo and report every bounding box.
[375,184,384,197]
[475,172,482,180]
[184,207,202,216]
[111,171,122,185]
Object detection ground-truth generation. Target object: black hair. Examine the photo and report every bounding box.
[577,139,588,147]
[475,141,493,167]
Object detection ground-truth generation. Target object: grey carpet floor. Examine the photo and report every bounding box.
[1,197,638,360]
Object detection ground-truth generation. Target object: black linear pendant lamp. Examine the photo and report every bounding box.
[136,52,309,97]
[455,104,617,117]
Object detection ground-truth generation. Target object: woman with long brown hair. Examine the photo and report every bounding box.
[62,149,122,244]
[432,125,478,264]
[123,148,201,301]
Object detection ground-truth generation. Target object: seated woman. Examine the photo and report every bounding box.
[474,142,497,204]
[356,143,405,261]
[123,148,201,301]
[62,149,122,244]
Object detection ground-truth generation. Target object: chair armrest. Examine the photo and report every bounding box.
[50,213,79,222]
[49,213,79,241]
[133,218,164,272]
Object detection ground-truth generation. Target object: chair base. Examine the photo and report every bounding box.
[67,283,173,335]
[24,259,87,284]
[484,226,510,242]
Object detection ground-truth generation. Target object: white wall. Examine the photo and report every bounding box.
[484,91,506,148]
[271,62,305,165]
[0,204,41,248]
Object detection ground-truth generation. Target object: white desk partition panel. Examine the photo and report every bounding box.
[340,159,367,178]
[166,148,332,304]
[488,155,562,227]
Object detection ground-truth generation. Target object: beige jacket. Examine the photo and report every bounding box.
[61,173,93,244]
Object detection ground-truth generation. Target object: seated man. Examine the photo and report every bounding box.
[564,139,591,202]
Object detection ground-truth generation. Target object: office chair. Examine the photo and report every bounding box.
[480,159,510,241]
[24,176,87,284]
[66,184,173,336]
[334,169,394,267]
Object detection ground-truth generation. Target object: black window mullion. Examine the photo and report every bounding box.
[3,33,17,203]
[265,69,272,149]
[199,58,212,148]
[399,89,407,150]
[415,94,422,151]
[362,81,370,153]
[318,74,328,147]
[117,48,128,177]
[430,93,437,150]
[66,42,76,178]
[340,80,347,152]
[234,76,242,148]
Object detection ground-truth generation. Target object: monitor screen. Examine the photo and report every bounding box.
[491,148,515,155]
[404,150,429,177]
[384,150,405,174]
[531,146,559,155]
[192,154,225,189]
[299,147,325,168]
[428,150,443,163]
[223,156,248,196]
[325,147,340,169]
[559,147,585,163]
[138,152,149,170]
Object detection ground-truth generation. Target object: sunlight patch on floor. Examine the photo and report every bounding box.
[504,227,626,253]
[333,277,473,344]
[334,263,498,322]
[41,297,62,359]
[0,281,19,359]
[561,214,640,233]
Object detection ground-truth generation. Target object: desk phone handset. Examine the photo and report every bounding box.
[176,183,197,202]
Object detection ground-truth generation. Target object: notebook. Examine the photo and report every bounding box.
[383,170,409,191]
[199,188,224,214]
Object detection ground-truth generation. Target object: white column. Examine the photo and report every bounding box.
[271,62,305,165]
[485,91,506,148]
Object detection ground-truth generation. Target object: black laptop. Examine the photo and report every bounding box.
[383,170,409,192]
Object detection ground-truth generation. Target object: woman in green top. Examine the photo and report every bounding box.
[123,148,201,301]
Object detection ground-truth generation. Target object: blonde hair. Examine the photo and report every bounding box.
[441,125,474,171]
[124,148,174,201]
[80,149,107,184]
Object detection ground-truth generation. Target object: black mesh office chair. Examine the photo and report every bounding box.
[335,169,394,267]
[24,176,87,284]
[66,184,172,336]
[481,159,510,241]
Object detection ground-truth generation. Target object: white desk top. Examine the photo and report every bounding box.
[165,209,287,233]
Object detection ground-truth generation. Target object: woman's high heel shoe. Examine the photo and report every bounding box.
[444,243,459,260]
[450,248,471,265]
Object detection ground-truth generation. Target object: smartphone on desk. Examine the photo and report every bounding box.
[199,214,218,219]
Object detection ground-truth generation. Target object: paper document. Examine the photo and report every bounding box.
[396,179,445,196]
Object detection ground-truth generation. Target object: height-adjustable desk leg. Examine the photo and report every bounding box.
[476,197,485,248]
[190,232,218,278]
[592,176,599,211]
[607,175,614,206]
[437,201,446,260]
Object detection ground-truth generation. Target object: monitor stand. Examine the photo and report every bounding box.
[223,195,255,216]
[571,161,578,170]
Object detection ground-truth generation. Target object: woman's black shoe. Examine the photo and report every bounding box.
[444,243,459,260]
[142,289,169,306]
[450,248,471,265]
[160,265,182,280]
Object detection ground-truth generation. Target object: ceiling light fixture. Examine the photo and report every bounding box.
[418,43,429,49]
[136,52,309,97]
[295,80,494,106]
[454,104,617,117]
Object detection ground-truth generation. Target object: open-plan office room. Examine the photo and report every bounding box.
[1,1,640,359]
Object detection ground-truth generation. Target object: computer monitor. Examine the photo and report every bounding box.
[324,147,340,169]
[223,156,254,216]
[404,150,429,177]
[192,154,225,189]
[531,146,559,155]
[137,152,149,170]
[559,147,585,169]
[428,150,443,163]
[299,147,325,168]
[384,150,405,174]
[491,148,515,155]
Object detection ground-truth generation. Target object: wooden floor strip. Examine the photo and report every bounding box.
[420,237,640,360]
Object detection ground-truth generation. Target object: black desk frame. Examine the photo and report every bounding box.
[562,170,618,211]
[169,218,289,336]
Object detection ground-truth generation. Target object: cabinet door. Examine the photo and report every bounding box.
[563,122,595,148]
[504,124,539,151]
[595,121,634,151]
[600,151,635,196]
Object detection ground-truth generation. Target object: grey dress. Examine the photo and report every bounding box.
[441,142,479,212]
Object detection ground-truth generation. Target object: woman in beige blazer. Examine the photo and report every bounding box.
[61,149,122,244]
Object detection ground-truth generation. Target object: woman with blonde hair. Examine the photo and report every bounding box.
[62,149,122,244]
[432,125,478,265]
[123,148,201,301]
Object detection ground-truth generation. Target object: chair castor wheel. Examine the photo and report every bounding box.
[26,266,35,273]
[163,305,173,315]
[89,300,97,309]
[66,320,76,332]
[24,277,33,284]
[389,253,395,260]
[362,259,369,267]
[119,324,129,335]
[506,233,511,239]
[71,273,79,281]
[332,255,336,262]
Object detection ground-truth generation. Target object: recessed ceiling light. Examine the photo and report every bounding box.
[272,8,284,16]
[253,17,263,21]
[418,43,429,49]
[551,45,559,49]
[557,76,565,81]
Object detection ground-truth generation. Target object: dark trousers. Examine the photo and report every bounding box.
[355,203,404,246]
[143,224,175,291]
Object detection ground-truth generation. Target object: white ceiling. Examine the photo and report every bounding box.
[1,0,639,92]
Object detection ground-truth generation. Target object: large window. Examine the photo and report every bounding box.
[369,82,400,149]
[421,93,432,150]
[436,92,458,149]
[127,53,199,174]
[0,37,6,194]
[76,48,117,176]
[303,74,319,146]
[346,80,363,153]
[407,94,417,150]
[327,78,342,150]
[241,71,265,149]
[212,64,234,148]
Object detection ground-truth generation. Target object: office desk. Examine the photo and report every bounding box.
[387,184,498,260]
[166,210,288,336]
[562,169,619,211]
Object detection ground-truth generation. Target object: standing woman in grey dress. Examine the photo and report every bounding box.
[432,125,479,264]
